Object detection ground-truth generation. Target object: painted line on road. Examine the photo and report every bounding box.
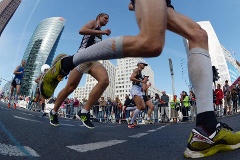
[0,143,40,157]
[147,129,156,132]
[156,124,169,130]
[67,140,127,152]
[61,124,75,127]
[129,133,148,138]
[0,121,39,158]
[13,116,42,123]
[129,124,170,138]
[20,112,35,116]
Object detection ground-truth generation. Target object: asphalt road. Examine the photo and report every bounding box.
[1,102,240,160]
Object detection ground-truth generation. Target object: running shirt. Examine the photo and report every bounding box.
[14,66,24,80]
[132,70,143,86]
[130,0,174,9]
[79,25,102,49]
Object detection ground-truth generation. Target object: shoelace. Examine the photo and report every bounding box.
[86,113,91,120]
[50,77,60,87]
[219,122,233,131]
[53,114,59,123]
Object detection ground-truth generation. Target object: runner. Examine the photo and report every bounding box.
[48,13,110,128]
[128,61,154,128]
[8,60,26,109]
[34,64,50,116]
[40,0,240,158]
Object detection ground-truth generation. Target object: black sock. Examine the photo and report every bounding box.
[61,56,76,73]
[41,103,45,111]
[196,111,218,135]
[131,0,135,8]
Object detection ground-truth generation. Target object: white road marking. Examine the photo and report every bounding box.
[0,143,40,157]
[129,124,169,138]
[20,112,35,116]
[13,116,42,123]
[61,124,75,127]
[67,140,127,152]
[156,124,169,130]
[147,129,156,132]
[129,133,148,138]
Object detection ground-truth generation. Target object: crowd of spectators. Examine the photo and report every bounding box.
[1,80,240,124]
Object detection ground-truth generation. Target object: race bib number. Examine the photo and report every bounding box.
[15,78,21,85]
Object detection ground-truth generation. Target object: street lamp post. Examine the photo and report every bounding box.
[168,58,175,119]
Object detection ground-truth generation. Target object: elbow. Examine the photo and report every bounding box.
[79,28,86,35]
[79,29,84,35]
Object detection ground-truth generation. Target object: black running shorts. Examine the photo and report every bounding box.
[130,0,174,9]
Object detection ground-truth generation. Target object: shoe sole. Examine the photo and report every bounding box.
[76,114,94,129]
[39,53,68,99]
[49,112,60,127]
[184,143,240,158]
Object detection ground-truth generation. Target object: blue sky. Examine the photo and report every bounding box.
[0,0,240,98]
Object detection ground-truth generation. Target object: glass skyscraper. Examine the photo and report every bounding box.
[0,0,21,36]
[21,17,65,96]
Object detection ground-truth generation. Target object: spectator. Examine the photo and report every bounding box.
[189,91,196,121]
[98,97,106,122]
[181,91,190,121]
[61,101,67,118]
[113,96,121,123]
[153,93,160,123]
[92,100,99,120]
[223,80,231,115]
[170,95,179,123]
[106,97,113,123]
[214,84,224,117]
[231,84,238,114]
[236,80,240,108]
[123,95,132,121]
[160,91,169,121]
[73,97,79,115]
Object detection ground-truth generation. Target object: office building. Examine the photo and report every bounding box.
[21,17,65,96]
[0,0,21,36]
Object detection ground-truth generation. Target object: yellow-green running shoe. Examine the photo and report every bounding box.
[39,53,68,99]
[184,122,240,158]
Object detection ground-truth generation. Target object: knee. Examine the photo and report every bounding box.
[66,85,75,94]
[190,25,208,43]
[99,78,109,88]
[136,37,164,57]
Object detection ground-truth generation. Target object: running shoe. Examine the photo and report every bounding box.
[76,111,94,129]
[49,110,60,127]
[128,123,135,129]
[13,103,17,109]
[184,122,240,158]
[39,53,68,99]
[146,120,153,124]
[41,112,47,117]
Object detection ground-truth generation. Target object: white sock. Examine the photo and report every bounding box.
[52,110,57,114]
[8,93,12,103]
[14,94,18,103]
[73,36,124,65]
[126,106,137,110]
[130,109,140,124]
[81,108,89,114]
[188,48,213,114]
